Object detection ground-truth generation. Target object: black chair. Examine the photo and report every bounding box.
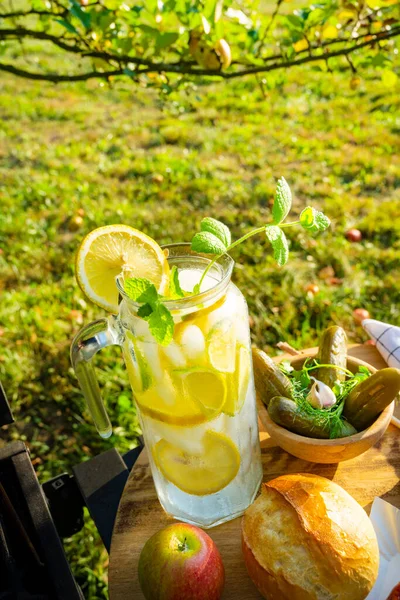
[0,381,143,599]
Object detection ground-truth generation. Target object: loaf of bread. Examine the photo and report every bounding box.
[242,473,379,600]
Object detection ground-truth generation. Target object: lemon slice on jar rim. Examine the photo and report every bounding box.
[75,225,170,313]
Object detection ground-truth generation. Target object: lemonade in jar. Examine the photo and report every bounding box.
[71,178,330,527]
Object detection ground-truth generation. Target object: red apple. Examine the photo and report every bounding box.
[353,308,370,324]
[138,523,225,600]
[346,228,362,242]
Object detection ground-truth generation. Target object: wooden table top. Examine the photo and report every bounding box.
[109,345,400,600]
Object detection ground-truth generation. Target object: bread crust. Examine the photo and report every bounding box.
[242,473,379,600]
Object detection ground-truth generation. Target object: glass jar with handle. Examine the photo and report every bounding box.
[71,243,262,528]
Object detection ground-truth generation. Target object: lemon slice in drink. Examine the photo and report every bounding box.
[224,346,251,416]
[208,319,236,373]
[75,225,169,313]
[175,367,226,418]
[133,374,207,426]
[153,430,240,496]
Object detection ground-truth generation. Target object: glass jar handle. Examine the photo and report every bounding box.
[70,316,123,439]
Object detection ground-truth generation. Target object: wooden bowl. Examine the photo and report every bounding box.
[262,354,394,463]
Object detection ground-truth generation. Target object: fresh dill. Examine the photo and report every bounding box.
[279,359,371,439]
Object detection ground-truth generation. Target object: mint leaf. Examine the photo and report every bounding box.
[191,231,227,255]
[169,265,184,299]
[124,277,159,306]
[147,304,174,346]
[137,303,153,318]
[265,226,289,266]
[200,217,231,247]
[300,207,330,233]
[124,278,153,301]
[137,284,159,307]
[299,206,316,229]
[272,177,292,224]
[314,211,330,232]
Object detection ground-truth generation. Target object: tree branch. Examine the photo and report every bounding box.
[223,27,400,80]
[0,26,398,83]
[0,9,59,18]
[0,62,125,81]
[257,0,284,58]
[0,27,173,68]
[0,27,85,53]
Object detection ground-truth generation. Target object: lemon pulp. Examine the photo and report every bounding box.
[153,430,240,495]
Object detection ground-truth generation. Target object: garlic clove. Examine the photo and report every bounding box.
[307,377,337,409]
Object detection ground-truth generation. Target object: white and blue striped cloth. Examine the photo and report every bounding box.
[362,319,400,370]
[362,319,400,429]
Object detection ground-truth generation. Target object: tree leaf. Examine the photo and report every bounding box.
[70,0,91,29]
[191,231,227,254]
[265,226,289,266]
[155,32,180,51]
[201,14,211,34]
[200,217,231,246]
[147,304,174,346]
[322,25,338,39]
[272,177,292,224]
[381,69,398,87]
[55,18,78,34]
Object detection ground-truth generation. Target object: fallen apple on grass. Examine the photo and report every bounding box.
[138,523,225,600]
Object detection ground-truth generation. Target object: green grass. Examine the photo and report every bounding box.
[0,61,399,597]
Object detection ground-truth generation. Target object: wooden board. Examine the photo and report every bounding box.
[109,345,400,600]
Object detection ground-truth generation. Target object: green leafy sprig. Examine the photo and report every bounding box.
[123,276,175,346]
[123,266,191,345]
[123,177,330,345]
[279,358,371,438]
[191,177,330,293]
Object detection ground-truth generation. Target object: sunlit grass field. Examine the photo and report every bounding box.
[0,46,399,597]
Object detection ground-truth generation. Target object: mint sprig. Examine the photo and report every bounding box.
[124,177,330,346]
[169,265,185,299]
[191,176,330,291]
[265,225,289,266]
[123,277,174,346]
[300,206,330,233]
[272,177,292,224]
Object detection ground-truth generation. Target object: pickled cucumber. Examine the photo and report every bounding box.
[252,349,293,407]
[316,326,347,388]
[268,396,357,439]
[343,368,400,430]
[268,396,331,439]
